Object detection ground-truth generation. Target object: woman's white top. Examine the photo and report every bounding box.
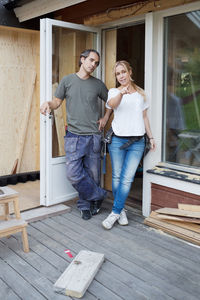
[106,88,149,136]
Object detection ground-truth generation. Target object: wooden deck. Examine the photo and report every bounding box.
[1,201,200,300]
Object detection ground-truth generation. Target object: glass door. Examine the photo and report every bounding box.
[40,18,101,206]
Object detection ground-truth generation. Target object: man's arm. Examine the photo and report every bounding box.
[40,97,62,115]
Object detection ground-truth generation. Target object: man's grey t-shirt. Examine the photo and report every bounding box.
[54,73,108,135]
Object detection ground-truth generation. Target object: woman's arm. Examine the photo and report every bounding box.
[143,109,156,150]
[107,86,129,109]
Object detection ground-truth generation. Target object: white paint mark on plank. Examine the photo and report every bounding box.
[54,250,104,298]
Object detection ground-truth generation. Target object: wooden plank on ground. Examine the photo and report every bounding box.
[164,220,200,234]
[21,204,71,223]
[144,212,200,246]
[178,204,200,212]
[54,250,105,298]
[150,212,200,233]
[156,214,200,224]
[150,211,200,233]
[156,207,200,219]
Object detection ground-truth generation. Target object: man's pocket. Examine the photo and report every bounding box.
[64,136,78,159]
[92,135,101,153]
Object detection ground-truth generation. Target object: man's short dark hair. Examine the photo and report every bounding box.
[79,49,100,67]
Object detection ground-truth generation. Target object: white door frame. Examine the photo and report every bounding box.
[40,18,101,206]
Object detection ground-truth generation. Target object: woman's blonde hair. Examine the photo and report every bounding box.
[114,60,146,100]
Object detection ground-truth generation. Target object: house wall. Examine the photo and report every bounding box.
[151,184,200,211]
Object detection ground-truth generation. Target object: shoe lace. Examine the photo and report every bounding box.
[108,213,119,222]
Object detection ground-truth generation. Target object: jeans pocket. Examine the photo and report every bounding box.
[64,136,78,154]
[93,135,101,153]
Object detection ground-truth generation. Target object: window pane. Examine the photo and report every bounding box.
[163,11,200,168]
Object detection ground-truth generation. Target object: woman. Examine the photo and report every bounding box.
[102,60,155,230]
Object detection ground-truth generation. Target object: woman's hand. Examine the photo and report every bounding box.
[120,86,130,95]
[97,108,113,131]
[149,138,156,151]
[97,116,107,131]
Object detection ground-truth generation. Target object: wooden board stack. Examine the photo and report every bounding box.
[144,204,200,245]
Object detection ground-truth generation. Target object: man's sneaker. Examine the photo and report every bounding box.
[118,209,128,226]
[90,200,103,215]
[80,210,92,220]
[102,212,120,230]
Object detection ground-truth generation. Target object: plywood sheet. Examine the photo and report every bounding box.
[0,27,40,175]
[0,65,36,175]
[20,33,40,173]
[156,207,200,219]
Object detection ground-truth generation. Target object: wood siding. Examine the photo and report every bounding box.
[151,183,200,211]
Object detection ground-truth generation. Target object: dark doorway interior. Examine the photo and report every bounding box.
[116,23,145,210]
[117,23,145,88]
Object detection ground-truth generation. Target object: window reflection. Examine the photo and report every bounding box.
[164,11,200,168]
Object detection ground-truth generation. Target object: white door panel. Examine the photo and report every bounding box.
[40,18,101,206]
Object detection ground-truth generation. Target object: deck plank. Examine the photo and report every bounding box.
[49,211,200,300]
[1,201,200,300]
[62,209,200,281]
[74,208,200,275]
[35,215,192,300]
[1,235,62,283]
[0,255,45,300]
[0,241,70,300]
[74,202,200,261]
[31,221,146,300]
[0,278,21,300]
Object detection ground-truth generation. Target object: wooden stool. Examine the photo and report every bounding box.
[0,186,29,253]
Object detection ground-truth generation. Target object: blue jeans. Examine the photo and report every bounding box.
[64,131,106,210]
[108,136,145,214]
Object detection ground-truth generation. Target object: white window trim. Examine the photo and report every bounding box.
[143,2,200,216]
[156,1,200,174]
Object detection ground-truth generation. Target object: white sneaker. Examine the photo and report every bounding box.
[102,212,120,230]
[118,209,128,226]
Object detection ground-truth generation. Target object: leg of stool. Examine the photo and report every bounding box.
[13,198,21,219]
[22,227,29,253]
[4,203,10,220]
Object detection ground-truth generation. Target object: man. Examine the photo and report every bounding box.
[40,49,112,220]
